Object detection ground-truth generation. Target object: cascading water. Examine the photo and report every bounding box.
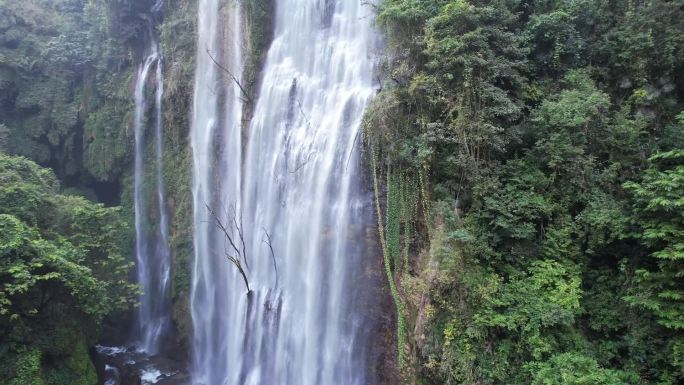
[190,0,244,384]
[133,16,172,355]
[190,0,379,384]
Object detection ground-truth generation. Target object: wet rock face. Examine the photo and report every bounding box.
[92,345,188,385]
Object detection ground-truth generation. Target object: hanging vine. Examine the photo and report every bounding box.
[387,167,402,273]
[371,144,406,368]
[400,172,420,273]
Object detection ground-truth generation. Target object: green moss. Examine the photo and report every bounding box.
[0,0,139,187]
[83,98,133,182]
[158,0,197,347]
[81,65,135,182]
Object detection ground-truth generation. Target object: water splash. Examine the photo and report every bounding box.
[141,368,163,385]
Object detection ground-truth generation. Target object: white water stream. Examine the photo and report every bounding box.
[133,14,171,355]
[190,1,378,384]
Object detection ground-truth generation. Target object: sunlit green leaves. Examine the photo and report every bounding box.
[474,260,581,358]
[528,352,637,385]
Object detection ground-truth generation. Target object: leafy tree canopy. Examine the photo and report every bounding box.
[0,153,136,384]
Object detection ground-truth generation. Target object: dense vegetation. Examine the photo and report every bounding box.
[0,0,164,201]
[0,154,137,384]
[0,1,141,382]
[367,0,684,384]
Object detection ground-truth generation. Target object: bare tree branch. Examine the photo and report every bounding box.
[204,201,251,292]
[204,199,282,293]
[232,206,248,269]
[207,202,242,260]
[262,227,278,287]
[206,48,253,104]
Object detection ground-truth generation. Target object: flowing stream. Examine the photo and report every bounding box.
[133,16,171,355]
[190,0,378,384]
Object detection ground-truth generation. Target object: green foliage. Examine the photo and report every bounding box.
[623,150,684,375]
[370,149,406,367]
[368,0,684,383]
[0,154,136,384]
[82,71,134,182]
[365,126,430,370]
[157,0,197,346]
[475,260,582,349]
[0,0,136,186]
[528,352,636,385]
[2,348,44,385]
[377,0,527,191]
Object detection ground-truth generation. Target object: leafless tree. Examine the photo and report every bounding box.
[205,202,280,293]
[205,202,251,292]
[262,228,278,287]
[206,48,252,104]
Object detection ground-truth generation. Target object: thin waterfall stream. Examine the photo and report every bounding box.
[133,28,172,355]
[190,0,380,384]
[93,6,182,384]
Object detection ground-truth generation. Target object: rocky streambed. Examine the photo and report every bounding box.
[93,345,189,385]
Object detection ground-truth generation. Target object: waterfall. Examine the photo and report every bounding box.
[190,0,244,384]
[190,0,378,384]
[133,16,171,355]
